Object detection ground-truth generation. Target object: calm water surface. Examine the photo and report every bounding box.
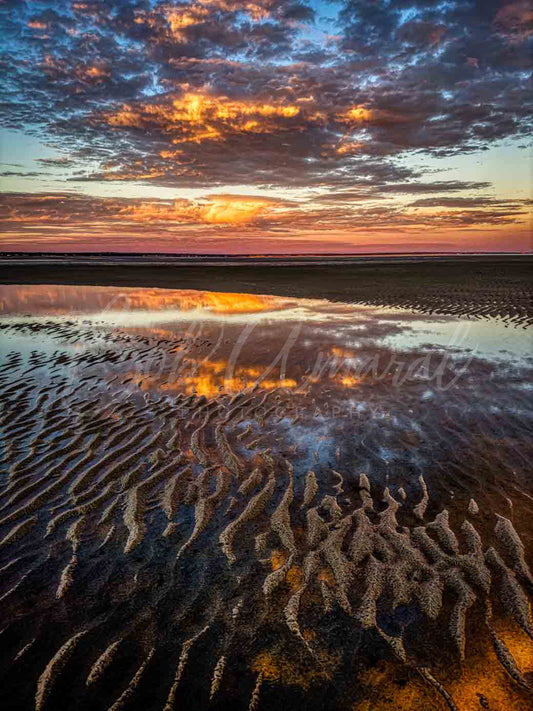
[0,284,532,711]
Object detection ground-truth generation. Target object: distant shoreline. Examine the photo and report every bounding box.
[1,254,531,326]
[0,252,530,269]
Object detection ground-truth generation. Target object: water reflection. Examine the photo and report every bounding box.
[0,283,532,711]
[0,285,293,315]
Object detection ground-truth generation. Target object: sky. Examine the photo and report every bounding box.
[0,0,532,254]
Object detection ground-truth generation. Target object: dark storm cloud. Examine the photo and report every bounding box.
[0,0,531,191]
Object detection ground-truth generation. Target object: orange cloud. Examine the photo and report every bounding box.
[341,105,415,125]
[118,198,197,223]
[40,55,110,84]
[132,0,278,36]
[105,91,301,146]
[84,65,109,80]
[102,168,167,181]
[101,92,418,169]
[171,1,276,24]
[200,195,279,224]
[342,106,373,123]
[118,194,284,226]
[336,141,364,155]
[198,1,274,20]
[2,191,530,255]
[164,5,210,40]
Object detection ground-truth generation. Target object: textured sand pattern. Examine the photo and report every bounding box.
[0,311,532,711]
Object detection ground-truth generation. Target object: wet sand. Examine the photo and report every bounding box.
[2,255,532,326]
[0,279,532,711]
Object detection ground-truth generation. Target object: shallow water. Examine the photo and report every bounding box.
[0,284,532,711]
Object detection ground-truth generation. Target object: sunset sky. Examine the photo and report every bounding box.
[0,0,531,253]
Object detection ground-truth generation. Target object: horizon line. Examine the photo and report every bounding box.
[1,250,532,257]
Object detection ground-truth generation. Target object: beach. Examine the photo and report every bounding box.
[0,257,532,710]
[2,255,532,326]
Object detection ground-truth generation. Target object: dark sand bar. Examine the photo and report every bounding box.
[2,254,532,326]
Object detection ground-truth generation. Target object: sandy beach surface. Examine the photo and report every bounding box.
[1,255,532,326]
[0,259,532,710]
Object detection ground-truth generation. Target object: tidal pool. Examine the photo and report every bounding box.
[1,284,532,711]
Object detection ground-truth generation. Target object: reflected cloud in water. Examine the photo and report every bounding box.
[0,283,532,711]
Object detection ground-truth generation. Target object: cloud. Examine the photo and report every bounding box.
[198,194,284,224]
[494,1,533,43]
[1,0,530,193]
[0,0,531,251]
[37,157,76,167]
[379,181,493,194]
[2,190,529,239]
[0,171,45,178]
[118,193,286,224]
[408,196,530,208]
